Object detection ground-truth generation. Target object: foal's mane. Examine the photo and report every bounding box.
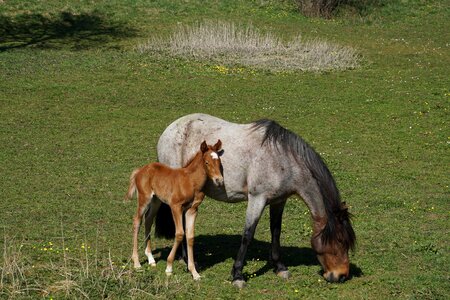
[252,119,356,250]
[183,150,202,168]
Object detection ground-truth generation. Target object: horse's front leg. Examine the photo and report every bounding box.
[232,194,267,288]
[184,192,204,280]
[166,204,184,275]
[270,199,290,279]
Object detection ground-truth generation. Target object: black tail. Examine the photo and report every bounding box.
[154,202,175,239]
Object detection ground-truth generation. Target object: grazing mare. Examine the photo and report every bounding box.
[126,140,223,280]
[151,114,356,288]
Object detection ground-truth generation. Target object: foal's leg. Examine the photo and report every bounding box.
[270,199,289,279]
[165,204,184,275]
[232,194,267,288]
[144,197,161,267]
[132,192,153,268]
[184,192,204,280]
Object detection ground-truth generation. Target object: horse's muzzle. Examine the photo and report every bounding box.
[324,272,347,283]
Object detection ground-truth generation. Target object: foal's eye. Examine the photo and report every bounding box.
[205,161,209,165]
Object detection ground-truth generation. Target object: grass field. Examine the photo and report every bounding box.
[1,0,449,299]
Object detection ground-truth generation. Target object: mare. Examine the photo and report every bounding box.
[125,140,223,280]
[151,114,356,288]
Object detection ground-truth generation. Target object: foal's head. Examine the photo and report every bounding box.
[200,140,224,186]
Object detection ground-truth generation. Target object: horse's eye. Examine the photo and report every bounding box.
[205,161,209,165]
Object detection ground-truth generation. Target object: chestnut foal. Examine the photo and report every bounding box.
[126,140,223,280]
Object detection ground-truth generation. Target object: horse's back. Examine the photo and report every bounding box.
[158,114,238,164]
[158,113,254,166]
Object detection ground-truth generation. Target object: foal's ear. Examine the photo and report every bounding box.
[213,139,222,151]
[200,140,208,153]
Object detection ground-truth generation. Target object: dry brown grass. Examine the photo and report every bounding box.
[0,234,189,299]
[137,21,360,72]
[1,238,43,299]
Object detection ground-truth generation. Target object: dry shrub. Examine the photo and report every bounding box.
[137,21,359,72]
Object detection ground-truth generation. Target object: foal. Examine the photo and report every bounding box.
[126,140,223,280]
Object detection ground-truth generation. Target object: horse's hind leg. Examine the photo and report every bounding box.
[132,191,153,268]
[165,204,184,275]
[144,197,161,267]
[270,199,290,279]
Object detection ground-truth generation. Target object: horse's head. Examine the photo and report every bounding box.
[312,234,350,283]
[200,140,224,187]
[311,202,355,283]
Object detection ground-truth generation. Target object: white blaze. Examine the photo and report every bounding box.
[210,152,219,160]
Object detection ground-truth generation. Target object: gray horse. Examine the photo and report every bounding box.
[143,113,355,288]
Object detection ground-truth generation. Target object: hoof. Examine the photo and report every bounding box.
[277,270,290,280]
[165,272,173,277]
[232,280,246,289]
[193,274,201,281]
[149,262,157,267]
[133,263,142,269]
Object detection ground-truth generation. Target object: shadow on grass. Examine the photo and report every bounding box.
[153,234,363,280]
[196,234,318,273]
[348,263,363,279]
[154,234,316,275]
[0,10,137,51]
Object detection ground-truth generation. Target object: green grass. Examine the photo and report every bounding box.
[1,0,449,299]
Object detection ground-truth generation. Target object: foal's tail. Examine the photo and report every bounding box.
[125,168,140,200]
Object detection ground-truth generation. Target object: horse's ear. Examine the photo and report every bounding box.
[200,141,208,153]
[338,202,350,221]
[213,139,222,151]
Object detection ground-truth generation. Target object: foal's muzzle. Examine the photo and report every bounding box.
[213,177,224,187]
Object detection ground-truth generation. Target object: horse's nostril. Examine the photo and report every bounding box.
[339,274,346,283]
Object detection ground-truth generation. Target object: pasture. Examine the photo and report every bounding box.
[0,0,448,299]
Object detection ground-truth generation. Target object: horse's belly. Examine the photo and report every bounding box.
[203,181,248,203]
[208,188,247,203]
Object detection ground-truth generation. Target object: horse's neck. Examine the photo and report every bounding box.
[311,214,328,237]
[184,152,207,186]
[292,165,328,231]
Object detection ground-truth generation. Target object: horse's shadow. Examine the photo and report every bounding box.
[154,234,314,273]
[151,234,362,279]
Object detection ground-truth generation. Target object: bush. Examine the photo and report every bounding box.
[295,0,344,18]
[137,21,360,72]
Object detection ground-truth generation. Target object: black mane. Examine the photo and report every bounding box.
[252,119,356,250]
